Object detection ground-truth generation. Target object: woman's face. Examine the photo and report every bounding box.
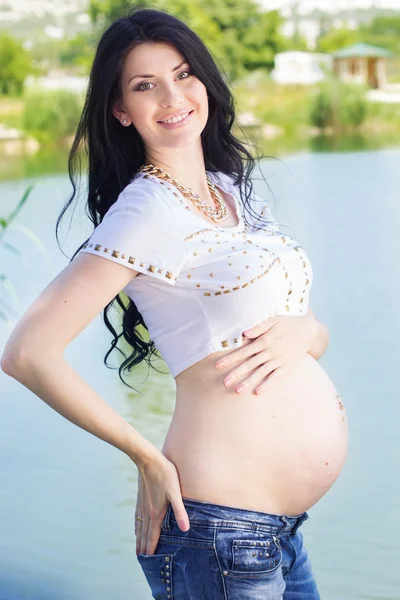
[114,41,209,152]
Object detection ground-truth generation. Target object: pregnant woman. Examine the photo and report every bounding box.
[1,8,348,600]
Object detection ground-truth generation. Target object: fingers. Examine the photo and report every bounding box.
[215,334,274,371]
[135,472,146,554]
[170,497,190,532]
[236,361,281,396]
[254,365,283,395]
[136,509,168,555]
[215,343,257,370]
[134,456,190,557]
[135,513,143,554]
[145,519,163,556]
[242,318,278,338]
[223,350,272,390]
[139,514,151,555]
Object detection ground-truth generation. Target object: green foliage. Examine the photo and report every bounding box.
[308,84,333,129]
[359,15,400,55]
[316,27,359,54]
[289,32,310,52]
[0,184,35,323]
[233,75,310,136]
[0,33,33,96]
[241,9,288,72]
[309,77,368,130]
[88,0,288,81]
[21,88,84,142]
[59,33,96,74]
[89,0,136,25]
[317,16,400,57]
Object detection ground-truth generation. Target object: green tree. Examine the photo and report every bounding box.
[22,88,83,142]
[290,32,310,52]
[0,33,33,96]
[59,33,96,74]
[89,0,136,25]
[316,27,359,54]
[359,16,400,55]
[309,77,368,131]
[241,9,289,71]
[88,0,288,81]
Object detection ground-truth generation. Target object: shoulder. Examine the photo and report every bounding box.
[208,170,237,192]
[79,171,188,284]
[108,173,174,222]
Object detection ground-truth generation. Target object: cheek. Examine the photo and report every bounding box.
[188,81,209,122]
[127,96,154,129]
[191,79,208,103]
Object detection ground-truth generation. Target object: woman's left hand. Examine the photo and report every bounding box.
[215,315,318,395]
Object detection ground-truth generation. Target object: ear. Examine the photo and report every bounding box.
[112,102,130,126]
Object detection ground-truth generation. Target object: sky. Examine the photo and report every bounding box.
[260,0,400,12]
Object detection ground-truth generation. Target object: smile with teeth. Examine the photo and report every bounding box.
[159,110,192,124]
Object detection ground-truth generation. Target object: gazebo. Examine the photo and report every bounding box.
[332,42,394,89]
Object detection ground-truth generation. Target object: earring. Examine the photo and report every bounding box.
[122,119,128,125]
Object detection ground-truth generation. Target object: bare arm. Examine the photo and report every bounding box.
[0,252,159,468]
[306,306,330,361]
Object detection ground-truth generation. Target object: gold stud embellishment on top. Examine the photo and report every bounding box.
[203,256,281,298]
[138,163,229,223]
[81,243,178,281]
[184,228,214,242]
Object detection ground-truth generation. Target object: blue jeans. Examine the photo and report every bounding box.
[137,497,320,599]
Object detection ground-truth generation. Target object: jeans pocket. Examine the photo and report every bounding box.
[218,531,283,579]
[137,552,174,599]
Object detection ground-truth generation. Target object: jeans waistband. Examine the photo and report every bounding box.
[163,497,309,538]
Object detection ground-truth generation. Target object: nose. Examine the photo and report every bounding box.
[160,83,185,108]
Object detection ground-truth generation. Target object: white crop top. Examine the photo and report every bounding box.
[79,170,313,377]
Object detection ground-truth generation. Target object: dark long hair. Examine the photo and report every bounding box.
[56,7,277,389]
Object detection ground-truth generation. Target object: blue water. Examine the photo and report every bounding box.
[1,148,399,599]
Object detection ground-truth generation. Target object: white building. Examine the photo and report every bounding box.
[270,51,332,85]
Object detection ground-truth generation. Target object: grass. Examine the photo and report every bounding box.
[233,75,311,136]
[233,72,400,139]
[0,96,24,129]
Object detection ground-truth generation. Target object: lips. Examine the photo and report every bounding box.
[157,109,194,123]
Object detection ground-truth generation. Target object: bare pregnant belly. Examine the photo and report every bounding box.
[161,346,349,517]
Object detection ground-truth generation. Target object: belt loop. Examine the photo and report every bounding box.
[162,502,172,532]
[280,516,291,535]
[290,512,308,538]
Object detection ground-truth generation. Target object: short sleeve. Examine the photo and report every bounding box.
[78,181,187,285]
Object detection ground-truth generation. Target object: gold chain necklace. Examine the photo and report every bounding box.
[138,163,229,223]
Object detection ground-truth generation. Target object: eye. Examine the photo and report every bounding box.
[135,81,154,92]
[135,69,193,92]
[178,70,192,80]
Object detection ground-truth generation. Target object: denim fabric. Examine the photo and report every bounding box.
[137,497,321,600]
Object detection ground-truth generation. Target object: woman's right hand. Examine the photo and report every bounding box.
[134,453,190,556]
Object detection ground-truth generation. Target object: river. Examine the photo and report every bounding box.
[0,147,399,599]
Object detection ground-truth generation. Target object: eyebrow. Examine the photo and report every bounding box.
[128,60,189,85]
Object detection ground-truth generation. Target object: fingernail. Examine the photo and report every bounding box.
[224,377,233,386]
[243,329,251,337]
[255,387,263,395]
[215,360,225,369]
[236,384,245,393]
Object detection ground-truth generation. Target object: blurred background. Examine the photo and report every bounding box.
[0,1,399,599]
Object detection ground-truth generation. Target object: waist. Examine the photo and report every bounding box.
[162,497,309,538]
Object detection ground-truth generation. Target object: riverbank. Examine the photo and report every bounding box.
[1,79,400,179]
